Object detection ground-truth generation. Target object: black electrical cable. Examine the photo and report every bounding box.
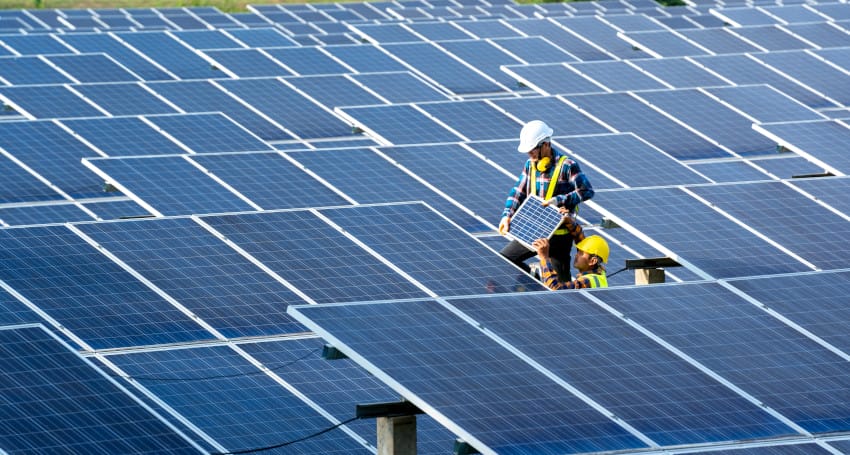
[209,416,360,455]
[113,347,321,382]
[606,266,628,278]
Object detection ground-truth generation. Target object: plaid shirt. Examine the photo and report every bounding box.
[502,150,594,219]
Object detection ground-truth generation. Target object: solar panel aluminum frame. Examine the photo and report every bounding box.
[506,194,565,250]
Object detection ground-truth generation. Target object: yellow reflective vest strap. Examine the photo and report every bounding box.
[584,273,608,288]
[528,155,569,199]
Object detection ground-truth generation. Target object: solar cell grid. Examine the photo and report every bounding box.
[117,31,224,80]
[501,63,608,96]
[703,85,825,123]
[288,299,648,455]
[489,96,610,138]
[60,116,188,156]
[144,112,273,154]
[74,82,180,117]
[106,344,373,454]
[597,282,850,434]
[47,53,142,83]
[0,33,75,54]
[629,57,730,88]
[449,292,796,446]
[0,85,106,119]
[225,28,298,47]
[506,195,565,249]
[0,225,212,349]
[507,18,613,61]
[678,28,764,54]
[0,325,201,454]
[57,33,175,81]
[264,46,353,75]
[0,202,94,226]
[284,74,385,109]
[0,56,74,85]
[84,155,256,216]
[201,209,428,303]
[201,48,292,78]
[349,71,449,103]
[417,99,520,141]
[82,198,151,221]
[754,119,850,175]
[619,29,712,58]
[78,217,307,338]
[437,39,523,88]
[729,25,811,51]
[0,154,64,203]
[553,16,637,59]
[336,104,462,145]
[568,60,669,91]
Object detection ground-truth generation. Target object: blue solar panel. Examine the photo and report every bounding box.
[754,120,850,175]
[217,78,353,139]
[57,33,175,81]
[145,113,273,154]
[47,53,142,83]
[201,209,428,303]
[490,36,577,64]
[190,152,351,209]
[448,292,796,446]
[634,88,777,156]
[619,30,712,58]
[679,28,763,54]
[791,176,850,216]
[105,344,373,454]
[685,159,777,183]
[289,147,486,231]
[505,195,565,249]
[74,82,180,116]
[811,3,850,21]
[117,31,222,80]
[507,18,613,61]
[501,63,608,96]
[170,29,244,49]
[490,96,610,138]
[0,120,105,198]
[628,57,730,88]
[748,155,826,179]
[0,154,64,203]
[264,46,352,75]
[564,92,731,160]
[0,202,94,226]
[690,181,850,270]
[814,47,850,74]
[322,44,409,73]
[225,28,298,47]
[0,85,105,119]
[83,198,152,220]
[783,22,850,48]
[84,155,256,216]
[0,33,75,54]
[323,203,541,294]
[201,48,292,78]
[349,22,424,43]
[284,74,385,108]
[436,39,522,88]
[568,61,669,91]
[598,282,850,434]
[703,85,825,124]
[597,187,810,278]
[244,337,457,454]
[559,133,711,188]
[454,19,523,38]
[337,104,462,145]
[77,217,307,338]
[288,299,648,455]
[0,325,200,454]
[0,56,73,85]
[349,71,449,103]
[417,100,519,141]
[553,16,638,59]
[0,226,212,349]
[730,26,811,52]
[712,7,778,26]
[380,143,512,226]
[381,42,505,95]
[146,80,294,141]
[755,51,850,106]
[60,116,187,156]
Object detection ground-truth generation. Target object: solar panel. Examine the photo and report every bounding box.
[57,33,175,81]
[500,63,609,96]
[753,119,850,175]
[703,85,825,123]
[264,46,353,75]
[225,28,299,47]
[634,88,777,156]
[692,53,837,109]
[448,292,796,446]
[436,39,523,88]
[813,47,850,73]
[349,71,449,103]
[83,155,257,216]
[201,209,428,303]
[0,85,106,119]
[116,31,222,80]
[0,33,75,54]
[782,22,850,48]
[553,16,638,59]
[201,48,292,78]
[504,195,565,249]
[596,187,810,278]
[0,226,213,349]
[144,112,273,154]
[791,176,850,216]
[381,42,505,95]
[347,22,424,43]
[558,133,711,188]
[241,337,459,455]
[454,19,523,38]
[629,56,730,88]
[322,44,409,73]
[77,216,307,338]
[754,51,850,106]
[0,325,201,454]
[0,56,74,85]
[336,104,463,145]
[711,6,779,26]
[619,29,712,58]
[505,18,614,61]
[284,74,385,108]
[146,80,294,141]
[598,282,850,434]
[82,198,151,221]
[416,99,520,141]
[564,92,731,160]
[568,60,669,91]
[288,299,648,455]
[489,96,610,138]
[0,202,94,226]
[47,53,142,83]
[217,78,353,139]
[60,116,188,156]
[490,36,577,64]
[679,28,764,54]
[0,154,64,203]
[73,82,180,116]
[104,343,374,454]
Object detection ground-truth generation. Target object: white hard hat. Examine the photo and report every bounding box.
[517,120,554,153]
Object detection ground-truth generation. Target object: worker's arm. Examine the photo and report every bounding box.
[545,160,594,211]
[502,161,532,220]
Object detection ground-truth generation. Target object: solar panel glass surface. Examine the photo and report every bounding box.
[47,53,141,83]
[117,31,222,79]
[0,155,63,203]
[568,60,668,91]
[61,116,187,156]
[755,120,850,175]
[629,57,730,88]
[57,33,174,81]
[489,96,610,137]
[202,48,292,78]
[0,203,93,226]
[145,113,273,154]
[73,82,180,116]
[0,85,105,119]
[381,42,505,94]
[201,209,428,303]
[0,56,73,85]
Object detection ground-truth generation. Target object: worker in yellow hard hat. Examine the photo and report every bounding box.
[531,215,609,290]
[499,120,594,282]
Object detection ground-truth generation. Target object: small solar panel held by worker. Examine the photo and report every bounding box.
[507,195,564,249]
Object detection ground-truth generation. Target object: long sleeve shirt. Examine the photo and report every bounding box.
[537,216,608,290]
[502,150,594,219]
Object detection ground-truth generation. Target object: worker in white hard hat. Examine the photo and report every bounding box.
[531,214,609,290]
[499,120,594,281]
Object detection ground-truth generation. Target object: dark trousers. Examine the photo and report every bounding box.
[500,234,573,281]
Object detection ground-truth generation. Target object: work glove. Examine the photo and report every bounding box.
[498,216,510,235]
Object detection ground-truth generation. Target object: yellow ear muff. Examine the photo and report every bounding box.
[535,156,551,172]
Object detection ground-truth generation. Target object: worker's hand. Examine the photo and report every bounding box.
[558,206,569,215]
[542,197,558,207]
[498,216,511,235]
[532,238,550,258]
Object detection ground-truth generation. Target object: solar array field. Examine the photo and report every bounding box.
[2,0,850,453]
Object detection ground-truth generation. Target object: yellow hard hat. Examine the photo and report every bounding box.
[576,235,609,263]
